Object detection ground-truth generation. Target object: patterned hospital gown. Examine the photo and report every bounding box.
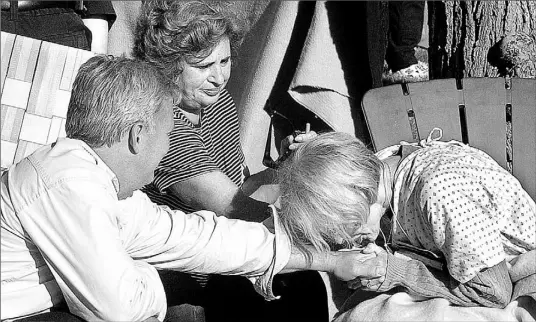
[382,135,535,284]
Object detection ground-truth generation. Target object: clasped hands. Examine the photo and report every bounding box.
[333,243,388,292]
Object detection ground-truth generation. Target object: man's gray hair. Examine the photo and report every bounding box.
[66,55,174,148]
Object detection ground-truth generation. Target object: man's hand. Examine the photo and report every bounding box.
[347,248,388,291]
[332,247,387,282]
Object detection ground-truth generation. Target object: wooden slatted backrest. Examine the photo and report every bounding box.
[1,32,95,170]
[361,77,536,200]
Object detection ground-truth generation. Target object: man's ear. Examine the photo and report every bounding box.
[128,123,144,154]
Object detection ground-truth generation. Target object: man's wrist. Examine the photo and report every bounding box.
[323,251,339,274]
[296,247,337,273]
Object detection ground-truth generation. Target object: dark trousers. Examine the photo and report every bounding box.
[1,7,91,50]
[386,1,425,71]
[204,272,329,322]
[158,270,329,322]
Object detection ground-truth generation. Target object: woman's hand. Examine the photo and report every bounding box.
[279,130,318,157]
[347,247,388,291]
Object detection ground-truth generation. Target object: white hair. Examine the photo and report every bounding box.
[277,132,383,262]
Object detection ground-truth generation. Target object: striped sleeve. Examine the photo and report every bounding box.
[152,120,219,193]
[202,91,245,186]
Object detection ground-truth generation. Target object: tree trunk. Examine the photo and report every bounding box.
[429,1,536,79]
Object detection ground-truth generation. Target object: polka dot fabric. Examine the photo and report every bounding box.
[390,140,536,284]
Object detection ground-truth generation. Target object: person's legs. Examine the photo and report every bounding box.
[385,1,425,72]
[0,7,91,50]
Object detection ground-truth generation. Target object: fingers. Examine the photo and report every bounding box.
[348,274,386,291]
[279,135,294,156]
[362,243,385,255]
[281,130,318,152]
[354,252,376,262]
[349,276,385,291]
[289,131,318,150]
[283,134,295,146]
[366,276,385,289]
[360,243,377,254]
[294,130,317,142]
[353,260,384,279]
[348,278,362,290]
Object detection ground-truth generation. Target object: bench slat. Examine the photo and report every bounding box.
[511,78,536,200]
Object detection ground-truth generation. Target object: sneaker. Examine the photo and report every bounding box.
[383,61,429,85]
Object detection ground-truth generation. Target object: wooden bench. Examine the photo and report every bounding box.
[361,77,536,201]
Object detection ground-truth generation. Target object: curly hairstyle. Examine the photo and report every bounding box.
[277,132,383,262]
[133,0,245,84]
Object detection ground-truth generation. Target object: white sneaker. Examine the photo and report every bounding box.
[383,61,429,85]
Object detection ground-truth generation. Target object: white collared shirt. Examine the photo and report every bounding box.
[1,138,290,321]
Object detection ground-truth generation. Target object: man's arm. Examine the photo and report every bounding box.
[19,181,166,321]
[123,198,385,300]
[123,192,289,276]
[282,247,386,282]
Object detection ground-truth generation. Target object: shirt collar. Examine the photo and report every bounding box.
[56,138,120,193]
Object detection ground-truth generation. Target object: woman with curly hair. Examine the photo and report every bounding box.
[133,0,259,219]
[133,1,323,321]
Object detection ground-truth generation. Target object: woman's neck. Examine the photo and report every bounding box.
[177,105,201,126]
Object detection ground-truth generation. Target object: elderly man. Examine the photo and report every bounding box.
[1,55,384,322]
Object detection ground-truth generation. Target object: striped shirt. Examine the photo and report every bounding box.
[142,89,246,213]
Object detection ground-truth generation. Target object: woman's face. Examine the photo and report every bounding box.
[352,172,390,243]
[176,37,231,112]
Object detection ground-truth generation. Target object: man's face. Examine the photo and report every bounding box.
[138,101,175,188]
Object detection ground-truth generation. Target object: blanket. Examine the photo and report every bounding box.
[334,292,534,322]
[230,1,375,174]
[288,1,356,137]
[330,250,536,322]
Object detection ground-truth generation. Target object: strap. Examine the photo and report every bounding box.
[74,0,87,15]
[262,115,279,169]
[75,0,84,11]
[9,0,17,21]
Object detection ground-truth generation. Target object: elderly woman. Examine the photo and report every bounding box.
[277,131,536,317]
[132,1,323,321]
